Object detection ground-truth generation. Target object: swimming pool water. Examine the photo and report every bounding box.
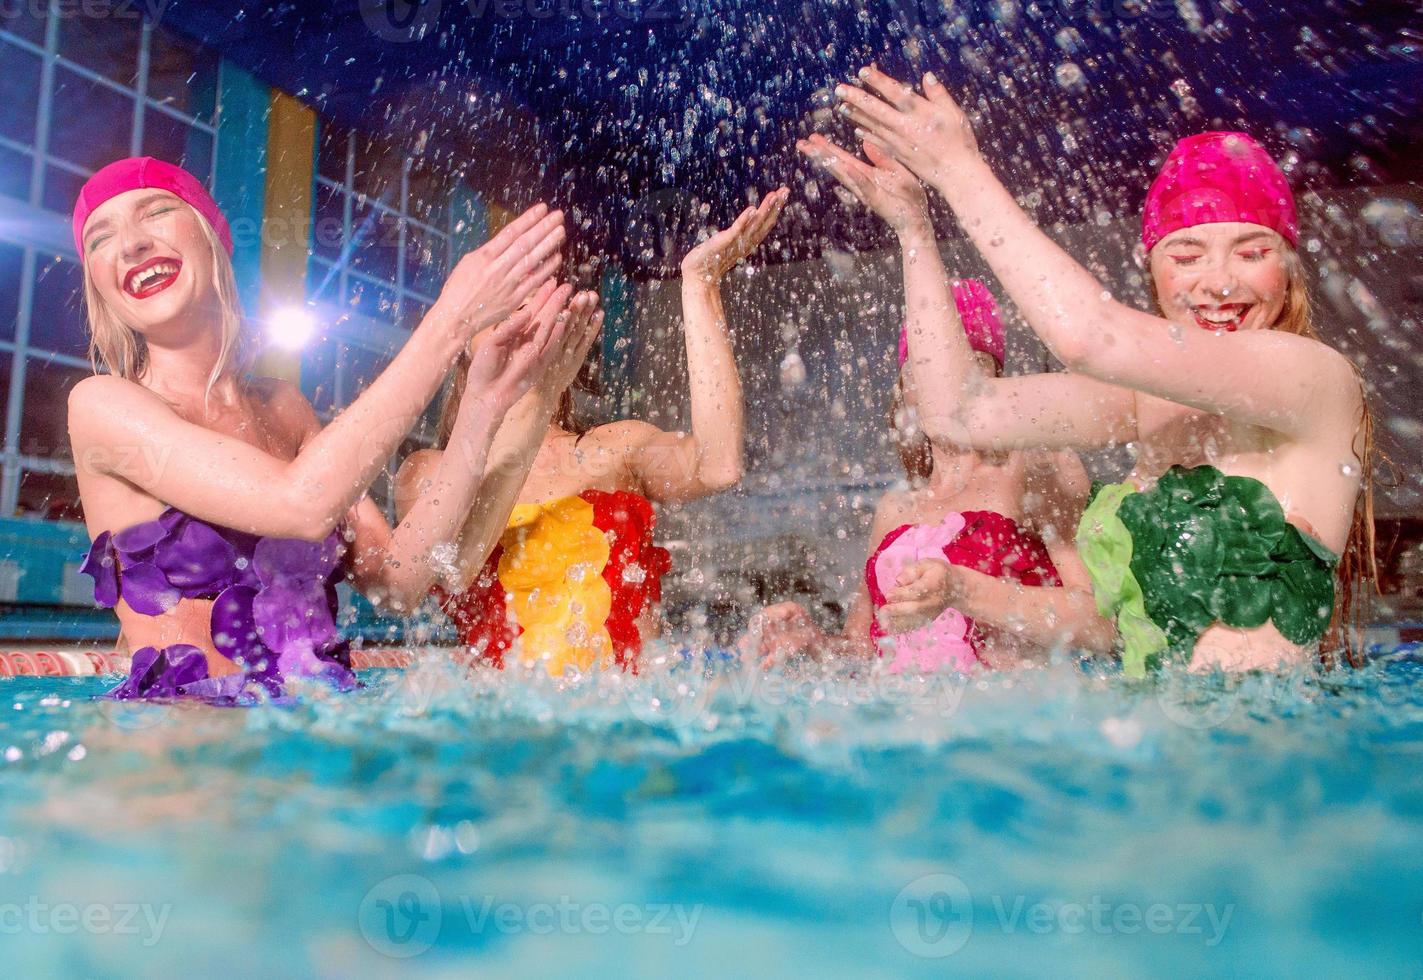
[1,648,1421,978]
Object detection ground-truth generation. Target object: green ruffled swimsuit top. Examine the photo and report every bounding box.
[1075,465,1338,677]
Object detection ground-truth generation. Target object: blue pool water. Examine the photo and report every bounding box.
[1,648,1421,978]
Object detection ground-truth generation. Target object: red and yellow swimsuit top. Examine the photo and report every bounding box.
[435,490,672,676]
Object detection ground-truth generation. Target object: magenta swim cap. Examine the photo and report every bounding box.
[898,278,1005,369]
[72,157,232,260]
[1142,132,1298,252]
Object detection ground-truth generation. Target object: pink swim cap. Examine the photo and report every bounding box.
[898,278,1005,369]
[1141,132,1298,252]
[72,157,232,261]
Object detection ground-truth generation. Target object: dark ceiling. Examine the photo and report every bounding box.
[158,0,1423,277]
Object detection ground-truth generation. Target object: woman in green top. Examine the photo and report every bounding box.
[805,68,1377,674]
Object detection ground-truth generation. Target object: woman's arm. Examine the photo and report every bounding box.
[355,287,601,609]
[880,452,1114,659]
[836,68,1358,437]
[625,189,788,503]
[389,290,604,596]
[69,205,566,540]
[798,133,1136,452]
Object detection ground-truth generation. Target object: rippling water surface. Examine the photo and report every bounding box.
[2,647,1421,978]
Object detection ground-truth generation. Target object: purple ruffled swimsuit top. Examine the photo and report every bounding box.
[80,507,357,703]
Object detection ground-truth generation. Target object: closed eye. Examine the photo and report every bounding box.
[1168,254,1201,266]
[1238,248,1270,261]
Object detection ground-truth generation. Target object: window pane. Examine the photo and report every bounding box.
[406,158,451,229]
[346,277,397,322]
[312,182,346,262]
[20,357,89,460]
[0,40,40,145]
[0,351,12,436]
[16,470,82,523]
[350,133,402,207]
[49,67,134,172]
[0,142,31,203]
[142,108,213,182]
[349,203,400,284]
[145,26,218,122]
[317,121,350,185]
[41,164,86,216]
[397,298,429,334]
[301,332,339,412]
[59,10,140,85]
[0,242,23,341]
[1,3,46,45]
[403,223,445,298]
[28,255,87,358]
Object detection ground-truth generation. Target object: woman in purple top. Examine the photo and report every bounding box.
[68,157,600,702]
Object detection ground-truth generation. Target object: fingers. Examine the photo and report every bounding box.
[512,252,564,302]
[479,202,550,257]
[532,281,572,325]
[921,71,957,109]
[856,64,922,112]
[501,211,566,279]
[834,80,902,133]
[862,140,906,174]
[737,187,789,253]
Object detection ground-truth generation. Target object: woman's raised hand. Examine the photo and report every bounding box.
[797,133,930,236]
[681,187,790,283]
[428,203,566,343]
[464,281,602,415]
[833,66,980,190]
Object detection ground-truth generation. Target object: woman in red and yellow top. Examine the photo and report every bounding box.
[396,189,788,676]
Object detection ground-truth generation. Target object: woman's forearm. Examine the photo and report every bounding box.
[681,278,745,488]
[366,391,505,609]
[289,314,468,536]
[927,159,1135,370]
[897,219,982,442]
[957,572,1116,657]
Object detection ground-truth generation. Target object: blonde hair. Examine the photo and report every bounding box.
[81,207,252,399]
[1149,242,1380,668]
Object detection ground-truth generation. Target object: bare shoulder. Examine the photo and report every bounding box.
[395,447,443,486]
[248,375,324,444]
[584,418,665,450]
[248,375,319,420]
[873,487,916,525]
[68,374,162,434]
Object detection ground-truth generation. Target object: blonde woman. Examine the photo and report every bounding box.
[68,156,593,701]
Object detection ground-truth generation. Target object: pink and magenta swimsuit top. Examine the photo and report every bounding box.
[865,510,1062,672]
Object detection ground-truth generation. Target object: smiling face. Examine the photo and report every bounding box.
[1148,221,1291,333]
[81,188,218,340]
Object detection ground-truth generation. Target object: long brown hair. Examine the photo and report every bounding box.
[1150,245,1380,668]
[436,351,586,450]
